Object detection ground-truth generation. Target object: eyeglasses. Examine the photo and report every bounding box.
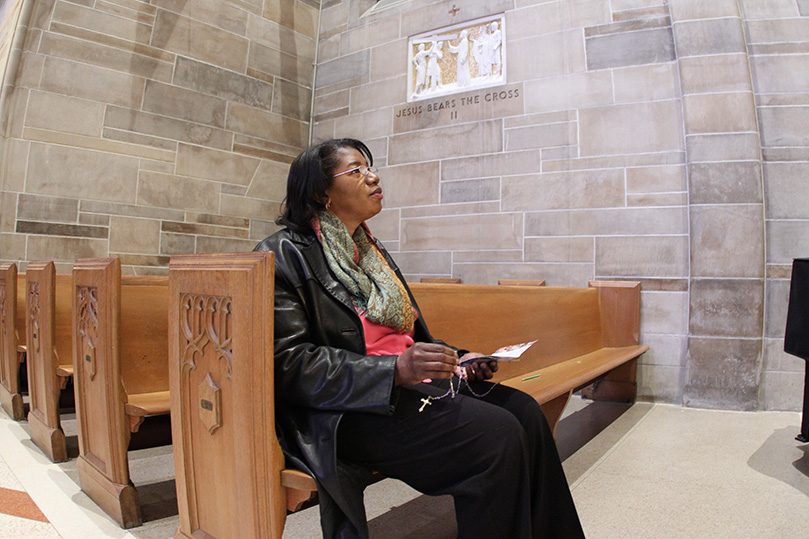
[332,165,378,179]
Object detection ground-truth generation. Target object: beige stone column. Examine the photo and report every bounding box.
[671,0,765,409]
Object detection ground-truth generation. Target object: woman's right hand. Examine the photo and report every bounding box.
[394,343,458,386]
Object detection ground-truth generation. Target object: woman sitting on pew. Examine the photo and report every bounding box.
[254,138,584,539]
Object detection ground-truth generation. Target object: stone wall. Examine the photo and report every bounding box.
[312,0,809,411]
[0,0,318,274]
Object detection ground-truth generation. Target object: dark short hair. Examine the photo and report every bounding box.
[277,138,374,230]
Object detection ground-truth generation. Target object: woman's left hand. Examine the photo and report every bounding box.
[457,353,498,382]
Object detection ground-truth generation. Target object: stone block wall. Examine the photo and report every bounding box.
[0,0,318,274]
[312,0,809,411]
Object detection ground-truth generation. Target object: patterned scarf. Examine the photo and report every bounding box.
[313,210,415,333]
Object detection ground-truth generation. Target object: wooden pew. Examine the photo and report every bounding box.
[409,280,649,434]
[419,277,462,284]
[0,263,27,420]
[498,278,545,286]
[169,251,311,538]
[25,261,73,462]
[72,258,170,528]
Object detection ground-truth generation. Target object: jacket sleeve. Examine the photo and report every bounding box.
[269,240,399,415]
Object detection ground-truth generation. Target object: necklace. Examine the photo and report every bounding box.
[418,376,499,412]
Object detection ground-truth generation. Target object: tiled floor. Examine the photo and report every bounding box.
[1,397,807,538]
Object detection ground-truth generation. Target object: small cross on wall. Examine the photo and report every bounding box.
[448,4,460,16]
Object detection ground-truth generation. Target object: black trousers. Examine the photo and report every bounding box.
[336,381,585,538]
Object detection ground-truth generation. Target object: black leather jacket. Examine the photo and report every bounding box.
[254,227,445,538]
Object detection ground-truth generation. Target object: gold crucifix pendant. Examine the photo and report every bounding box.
[419,397,432,412]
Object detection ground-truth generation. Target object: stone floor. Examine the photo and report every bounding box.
[1,396,807,538]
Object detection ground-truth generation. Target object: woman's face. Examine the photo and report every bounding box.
[324,146,383,232]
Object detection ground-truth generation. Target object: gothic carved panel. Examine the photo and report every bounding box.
[76,286,98,381]
[180,294,233,378]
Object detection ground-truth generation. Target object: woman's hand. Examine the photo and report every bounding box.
[395,343,458,386]
[458,352,498,382]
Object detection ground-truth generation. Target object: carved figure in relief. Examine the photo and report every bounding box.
[449,29,471,87]
[412,43,429,95]
[490,21,502,76]
[473,25,493,77]
[426,39,443,91]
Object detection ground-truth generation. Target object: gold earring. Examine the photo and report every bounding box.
[326,200,332,210]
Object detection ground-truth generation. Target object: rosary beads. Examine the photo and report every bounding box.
[418,375,499,412]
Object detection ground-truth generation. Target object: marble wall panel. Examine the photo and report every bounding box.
[596,235,689,277]
[505,121,577,151]
[153,0,249,34]
[401,213,523,251]
[501,169,625,211]
[678,54,753,94]
[152,10,249,72]
[673,18,746,57]
[586,27,675,70]
[686,133,761,162]
[441,150,541,181]
[109,216,160,254]
[226,102,308,147]
[638,333,688,368]
[219,194,281,221]
[682,92,757,134]
[1,139,29,193]
[104,107,230,150]
[505,1,564,38]
[366,208,399,242]
[319,0,348,35]
[143,80,227,128]
[245,159,289,201]
[379,161,440,207]
[454,262,595,287]
[764,277,790,339]
[27,143,140,203]
[263,0,319,39]
[613,63,680,103]
[195,235,257,253]
[759,370,805,411]
[175,144,260,185]
[160,232,196,254]
[369,38,407,82]
[525,206,688,237]
[39,56,145,108]
[579,100,683,156]
[508,31,586,81]
[399,0,513,38]
[749,55,809,95]
[389,120,502,165]
[626,165,687,194]
[764,163,809,220]
[688,162,762,205]
[137,171,220,212]
[690,205,764,278]
[767,221,809,264]
[38,32,174,83]
[637,364,683,403]
[640,292,688,335]
[0,234,26,260]
[349,76,405,114]
[27,235,107,261]
[389,251,452,276]
[684,336,762,410]
[745,18,809,44]
[314,50,369,89]
[51,1,152,44]
[17,194,78,223]
[174,56,273,110]
[758,106,809,148]
[248,41,314,87]
[80,200,185,220]
[524,236,594,263]
[440,178,500,204]
[689,279,764,338]
[668,0,739,21]
[523,70,612,113]
[334,107,392,141]
[273,78,312,122]
[338,17,400,57]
